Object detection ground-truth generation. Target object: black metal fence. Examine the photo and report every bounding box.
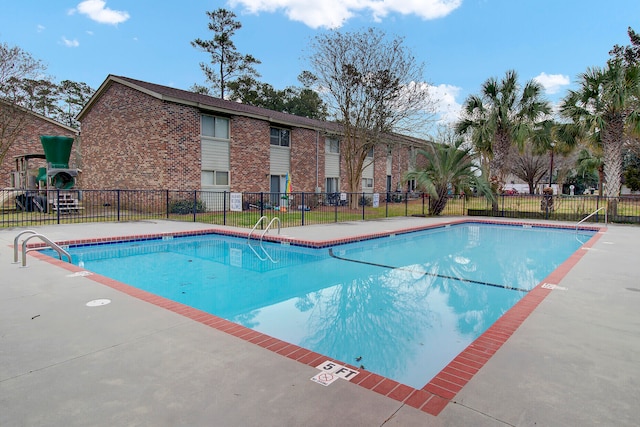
[1,188,635,228]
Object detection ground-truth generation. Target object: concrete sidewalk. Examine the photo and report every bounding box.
[1,218,639,426]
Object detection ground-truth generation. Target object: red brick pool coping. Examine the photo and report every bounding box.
[23,219,605,417]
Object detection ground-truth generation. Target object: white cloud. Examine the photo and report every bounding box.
[69,0,130,25]
[428,83,462,124]
[369,0,463,21]
[61,37,80,47]
[37,24,46,32]
[229,0,461,29]
[533,72,570,95]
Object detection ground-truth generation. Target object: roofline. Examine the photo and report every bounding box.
[76,75,117,121]
[77,75,336,132]
[77,75,432,146]
[1,99,78,135]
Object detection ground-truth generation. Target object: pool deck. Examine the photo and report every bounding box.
[1,217,639,426]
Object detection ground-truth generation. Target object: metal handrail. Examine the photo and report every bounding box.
[13,230,38,263]
[260,217,281,242]
[19,233,72,267]
[576,206,607,231]
[248,216,268,242]
[247,241,267,261]
[247,216,280,263]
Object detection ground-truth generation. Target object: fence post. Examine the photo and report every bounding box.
[404,192,408,216]
[192,191,197,222]
[166,190,169,219]
[56,189,61,224]
[258,192,263,220]
[223,191,227,225]
[301,192,305,226]
[362,192,365,220]
[385,192,389,218]
[116,189,121,222]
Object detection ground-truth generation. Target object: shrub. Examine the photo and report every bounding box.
[169,198,206,214]
[359,195,372,206]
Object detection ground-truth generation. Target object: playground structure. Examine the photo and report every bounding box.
[2,135,81,213]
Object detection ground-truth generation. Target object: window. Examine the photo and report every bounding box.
[326,177,339,193]
[408,146,417,169]
[366,147,374,158]
[270,127,290,147]
[362,178,373,188]
[201,115,229,139]
[201,170,229,186]
[326,137,339,154]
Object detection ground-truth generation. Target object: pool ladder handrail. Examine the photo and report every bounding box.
[13,230,72,267]
[248,216,268,242]
[247,216,280,263]
[576,206,607,232]
[248,216,281,243]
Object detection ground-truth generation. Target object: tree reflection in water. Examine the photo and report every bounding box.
[289,225,578,386]
[74,224,589,387]
[298,254,524,386]
[301,267,438,379]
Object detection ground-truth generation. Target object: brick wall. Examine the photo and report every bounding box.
[373,146,388,193]
[393,145,411,192]
[164,102,200,190]
[229,116,270,192]
[0,105,77,188]
[290,128,322,192]
[332,141,413,195]
[81,82,200,190]
[77,79,418,195]
[355,144,412,194]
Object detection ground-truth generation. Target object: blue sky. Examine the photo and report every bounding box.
[1,0,639,129]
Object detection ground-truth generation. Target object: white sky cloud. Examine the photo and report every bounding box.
[37,24,45,32]
[230,0,461,29]
[69,0,130,25]
[533,72,570,95]
[61,37,80,47]
[428,83,462,124]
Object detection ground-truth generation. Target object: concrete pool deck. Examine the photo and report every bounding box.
[1,217,639,426]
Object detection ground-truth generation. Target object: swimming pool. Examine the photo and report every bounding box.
[45,222,595,389]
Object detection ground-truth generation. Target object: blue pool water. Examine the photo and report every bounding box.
[47,223,594,388]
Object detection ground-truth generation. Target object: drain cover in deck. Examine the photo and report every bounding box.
[86,299,111,307]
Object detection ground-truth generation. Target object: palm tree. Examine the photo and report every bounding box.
[455,70,551,192]
[404,140,494,215]
[576,148,604,195]
[560,62,640,202]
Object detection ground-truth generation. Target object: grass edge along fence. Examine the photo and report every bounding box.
[1,189,636,228]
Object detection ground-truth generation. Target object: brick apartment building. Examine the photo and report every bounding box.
[77,75,426,198]
[0,101,78,188]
